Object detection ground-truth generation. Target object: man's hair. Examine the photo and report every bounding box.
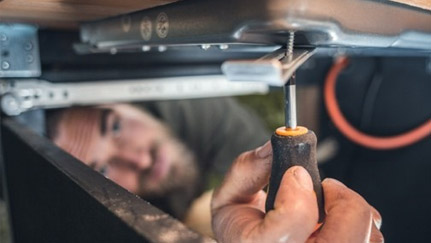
[45,109,65,140]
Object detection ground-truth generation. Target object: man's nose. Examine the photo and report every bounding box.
[119,147,152,171]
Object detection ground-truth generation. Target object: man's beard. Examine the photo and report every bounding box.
[136,135,200,219]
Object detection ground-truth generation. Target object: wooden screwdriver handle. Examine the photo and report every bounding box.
[265,130,325,222]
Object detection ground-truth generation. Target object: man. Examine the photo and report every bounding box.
[46,98,270,220]
[46,98,383,242]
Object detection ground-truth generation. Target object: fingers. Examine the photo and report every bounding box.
[211,141,272,242]
[211,203,266,243]
[212,166,319,243]
[317,179,384,243]
[370,206,383,243]
[370,222,384,243]
[371,206,382,230]
[212,141,273,211]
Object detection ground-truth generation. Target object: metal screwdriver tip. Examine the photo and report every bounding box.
[284,75,297,129]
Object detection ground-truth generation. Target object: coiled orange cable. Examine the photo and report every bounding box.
[324,56,431,150]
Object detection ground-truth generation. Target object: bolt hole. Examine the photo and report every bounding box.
[1,50,9,58]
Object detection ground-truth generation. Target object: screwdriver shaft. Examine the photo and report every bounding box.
[284,31,297,129]
[284,76,297,129]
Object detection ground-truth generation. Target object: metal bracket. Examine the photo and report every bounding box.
[222,48,315,86]
[79,0,431,54]
[0,24,41,78]
[0,76,269,116]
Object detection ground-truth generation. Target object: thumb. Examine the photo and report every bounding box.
[262,166,319,242]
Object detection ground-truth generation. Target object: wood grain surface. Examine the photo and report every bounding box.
[0,0,179,28]
[391,0,431,10]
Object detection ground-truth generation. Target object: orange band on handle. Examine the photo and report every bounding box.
[275,126,308,137]
[314,223,323,232]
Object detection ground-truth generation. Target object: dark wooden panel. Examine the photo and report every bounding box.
[1,118,211,243]
[390,0,431,10]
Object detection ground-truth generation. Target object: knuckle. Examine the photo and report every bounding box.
[334,187,367,207]
[230,151,260,178]
[211,190,222,210]
[277,195,318,222]
[371,206,382,220]
[327,188,373,220]
[370,231,385,243]
[232,151,252,170]
[337,195,371,218]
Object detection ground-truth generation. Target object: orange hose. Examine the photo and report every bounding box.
[324,57,431,150]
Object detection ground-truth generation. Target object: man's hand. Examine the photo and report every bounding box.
[211,142,383,243]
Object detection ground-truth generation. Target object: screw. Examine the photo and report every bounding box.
[34,89,42,99]
[26,55,34,63]
[0,33,7,42]
[1,94,22,116]
[158,45,167,52]
[142,45,151,52]
[219,44,229,50]
[110,48,118,55]
[286,31,295,63]
[1,61,10,70]
[24,42,33,51]
[201,44,211,50]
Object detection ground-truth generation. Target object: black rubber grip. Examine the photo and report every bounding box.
[265,130,325,222]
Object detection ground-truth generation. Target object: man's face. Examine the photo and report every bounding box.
[52,104,197,198]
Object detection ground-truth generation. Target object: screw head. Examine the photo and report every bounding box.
[1,61,10,70]
[26,55,34,63]
[158,45,167,52]
[110,48,118,55]
[0,33,7,42]
[201,44,211,50]
[24,42,33,51]
[219,44,229,50]
[1,93,22,116]
[142,45,151,52]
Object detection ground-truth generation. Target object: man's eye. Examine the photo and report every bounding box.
[112,118,121,135]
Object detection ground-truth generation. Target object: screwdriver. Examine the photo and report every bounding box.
[265,32,325,223]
